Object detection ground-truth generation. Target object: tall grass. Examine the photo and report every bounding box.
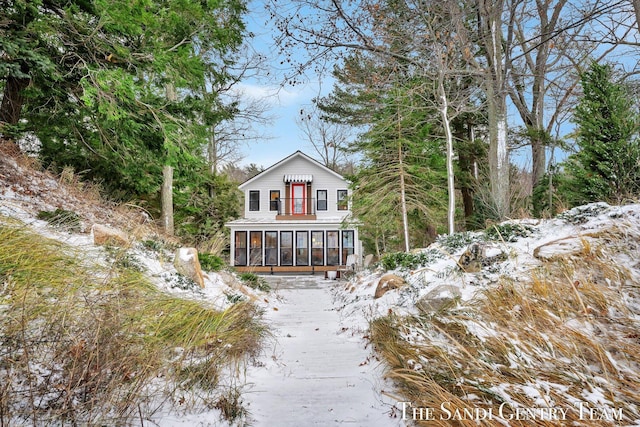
[372,232,640,426]
[0,220,266,425]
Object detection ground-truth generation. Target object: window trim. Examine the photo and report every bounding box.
[337,189,348,211]
[342,230,354,265]
[295,231,309,266]
[326,230,340,266]
[249,190,260,211]
[269,190,280,211]
[311,230,324,266]
[280,231,293,266]
[249,231,262,266]
[317,189,327,211]
[265,231,278,266]
[234,231,247,266]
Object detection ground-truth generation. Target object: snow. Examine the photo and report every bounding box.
[330,202,640,425]
[178,247,195,262]
[240,278,398,426]
[341,203,640,318]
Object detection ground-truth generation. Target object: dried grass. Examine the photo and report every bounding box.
[0,221,266,425]
[372,234,640,426]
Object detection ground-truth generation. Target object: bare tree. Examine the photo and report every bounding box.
[411,0,483,234]
[267,0,639,225]
[206,91,273,175]
[296,103,352,171]
[202,45,274,177]
[266,0,510,222]
[508,0,634,191]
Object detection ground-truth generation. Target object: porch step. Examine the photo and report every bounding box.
[261,275,336,289]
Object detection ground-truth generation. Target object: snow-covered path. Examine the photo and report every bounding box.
[243,276,400,426]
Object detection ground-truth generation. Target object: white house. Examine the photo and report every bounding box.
[225,151,361,274]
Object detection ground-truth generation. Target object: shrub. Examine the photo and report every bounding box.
[436,232,480,252]
[142,238,165,252]
[105,246,145,272]
[225,293,245,304]
[198,253,225,272]
[164,272,200,291]
[380,250,442,271]
[238,272,271,292]
[557,202,610,225]
[36,208,81,232]
[485,222,535,242]
[215,387,247,421]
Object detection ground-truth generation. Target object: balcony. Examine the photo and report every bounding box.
[274,198,317,220]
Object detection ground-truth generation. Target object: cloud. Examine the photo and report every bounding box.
[232,82,320,107]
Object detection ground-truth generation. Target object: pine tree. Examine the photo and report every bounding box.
[2,0,247,241]
[566,62,640,205]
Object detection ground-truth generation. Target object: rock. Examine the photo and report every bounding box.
[374,274,406,299]
[458,243,485,272]
[219,271,258,301]
[416,285,462,313]
[458,242,507,273]
[174,248,205,288]
[92,224,129,247]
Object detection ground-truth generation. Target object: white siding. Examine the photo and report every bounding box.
[227,151,360,268]
[241,154,351,220]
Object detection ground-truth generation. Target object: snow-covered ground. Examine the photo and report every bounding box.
[151,276,402,427]
[340,202,640,321]
[241,276,399,426]
[334,202,640,425]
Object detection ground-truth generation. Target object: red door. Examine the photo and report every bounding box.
[291,183,306,214]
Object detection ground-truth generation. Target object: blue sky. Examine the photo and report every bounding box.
[234,2,596,172]
[235,3,332,169]
[235,3,540,172]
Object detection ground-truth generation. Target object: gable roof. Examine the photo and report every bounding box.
[238,150,347,189]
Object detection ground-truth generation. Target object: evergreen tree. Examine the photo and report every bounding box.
[347,81,448,253]
[1,0,247,240]
[566,62,640,205]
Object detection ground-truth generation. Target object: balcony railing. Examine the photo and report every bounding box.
[273,198,317,216]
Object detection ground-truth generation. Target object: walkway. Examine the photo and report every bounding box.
[243,276,400,426]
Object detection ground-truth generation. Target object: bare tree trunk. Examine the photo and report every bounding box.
[394,100,411,252]
[398,143,410,252]
[479,0,510,219]
[161,165,174,236]
[633,0,640,33]
[531,137,546,187]
[485,80,510,218]
[162,82,177,236]
[438,77,456,235]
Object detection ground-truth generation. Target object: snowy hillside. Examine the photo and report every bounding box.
[334,202,640,425]
[0,148,272,425]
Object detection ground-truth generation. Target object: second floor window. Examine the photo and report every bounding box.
[337,189,348,210]
[249,190,260,211]
[317,190,327,211]
[270,190,280,211]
